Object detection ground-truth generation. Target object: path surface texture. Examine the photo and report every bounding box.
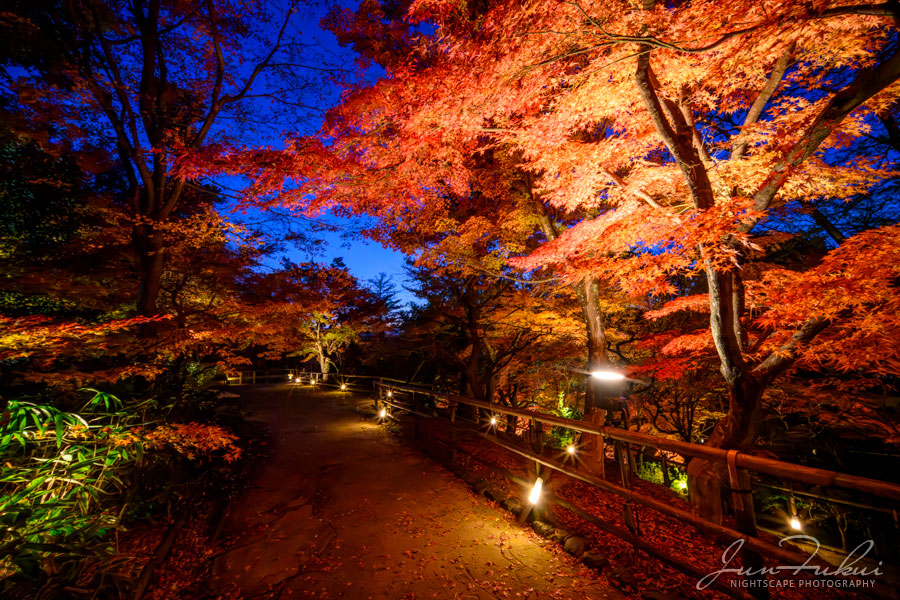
[210,384,622,600]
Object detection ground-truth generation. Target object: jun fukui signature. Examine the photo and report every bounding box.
[696,535,883,590]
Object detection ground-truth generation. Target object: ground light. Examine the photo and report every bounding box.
[567,444,576,455]
[788,487,801,530]
[528,477,543,504]
[490,416,498,426]
[387,390,392,398]
[379,408,387,419]
[341,384,347,390]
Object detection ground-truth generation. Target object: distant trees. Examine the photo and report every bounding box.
[367,272,403,323]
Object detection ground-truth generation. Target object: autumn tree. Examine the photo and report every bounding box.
[347,0,898,519]
[0,118,306,390]
[404,262,584,410]
[0,0,330,319]
[240,261,384,379]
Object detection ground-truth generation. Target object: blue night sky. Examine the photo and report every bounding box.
[213,0,415,305]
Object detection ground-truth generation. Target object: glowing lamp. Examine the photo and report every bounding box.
[528,477,543,505]
[341,384,347,390]
[288,374,293,380]
[590,370,626,381]
[379,408,387,419]
[567,445,576,455]
[490,416,497,426]
[790,516,802,531]
[387,390,392,398]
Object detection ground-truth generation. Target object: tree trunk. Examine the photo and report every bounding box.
[463,297,486,401]
[576,278,611,476]
[133,223,165,339]
[687,263,766,520]
[687,377,765,521]
[319,354,330,381]
[577,278,610,412]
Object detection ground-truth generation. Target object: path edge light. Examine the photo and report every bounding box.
[528,477,543,505]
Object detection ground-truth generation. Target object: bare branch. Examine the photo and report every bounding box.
[732,43,795,161]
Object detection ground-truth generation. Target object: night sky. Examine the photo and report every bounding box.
[214,0,415,305]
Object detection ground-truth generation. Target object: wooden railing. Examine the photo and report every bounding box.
[223,368,294,385]
[371,381,900,600]
[223,369,439,391]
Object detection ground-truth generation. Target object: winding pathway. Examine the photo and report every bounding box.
[209,384,622,600]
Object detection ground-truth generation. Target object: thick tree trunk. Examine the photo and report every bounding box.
[133,224,165,338]
[687,377,765,521]
[576,278,609,412]
[576,278,612,476]
[318,353,330,381]
[687,263,760,519]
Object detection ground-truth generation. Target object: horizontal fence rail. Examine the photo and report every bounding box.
[222,369,440,391]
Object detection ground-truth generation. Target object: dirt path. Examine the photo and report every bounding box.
[209,384,622,600]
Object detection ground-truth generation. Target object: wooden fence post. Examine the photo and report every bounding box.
[412,392,420,438]
[662,454,671,488]
[599,433,606,479]
[617,441,638,536]
[727,449,767,599]
[449,401,458,462]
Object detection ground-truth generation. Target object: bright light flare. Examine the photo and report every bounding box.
[341,384,347,390]
[790,516,802,530]
[379,408,387,419]
[288,374,293,381]
[528,477,543,505]
[567,445,576,455]
[590,370,626,381]
[387,390,393,397]
[490,416,497,426]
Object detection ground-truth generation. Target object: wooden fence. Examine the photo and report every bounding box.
[370,381,900,600]
[223,369,433,390]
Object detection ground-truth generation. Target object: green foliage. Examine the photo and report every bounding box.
[0,384,243,591]
[547,393,582,448]
[671,471,689,496]
[635,457,688,496]
[0,391,146,580]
